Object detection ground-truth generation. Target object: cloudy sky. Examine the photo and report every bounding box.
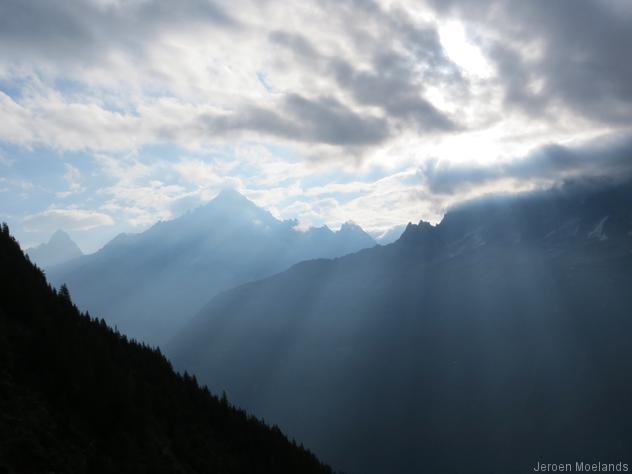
[2,0,632,252]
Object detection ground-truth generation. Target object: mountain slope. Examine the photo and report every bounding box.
[26,230,83,269]
[0,223,333,474]
[169,181,632,474]
[48,190,375,345]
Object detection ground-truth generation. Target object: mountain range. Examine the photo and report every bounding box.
[48,189,376,346]
[168,180,632,474]
[26,230,83,269]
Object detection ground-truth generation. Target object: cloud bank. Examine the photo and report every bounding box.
[1,0,631,250]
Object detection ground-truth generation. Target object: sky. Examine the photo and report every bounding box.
[1,0,632,252]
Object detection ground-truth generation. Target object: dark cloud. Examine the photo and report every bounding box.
[420,133,632,194]
[4,0,630,165]
[385,7,465,87]
[205,93,390,147]
[331,53,458,133]
[268,31,320,60]
[1,0,459,153]
[426,0,632,124]
[283,94,391,146]
[0,0,236,63]
[240,1,473,148]
[488,44,547,115]
[269,2,464,136]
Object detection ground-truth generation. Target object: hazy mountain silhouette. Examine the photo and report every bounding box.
[0,223,333,474]
[48,189,375,345]
[169,180,632,474]
[26,230,83,269]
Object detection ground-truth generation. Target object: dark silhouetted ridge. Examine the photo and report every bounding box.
[0,223,334,474]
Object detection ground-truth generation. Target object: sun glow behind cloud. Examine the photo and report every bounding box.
[438,21,493,79]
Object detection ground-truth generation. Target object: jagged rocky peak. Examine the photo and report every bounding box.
[398,220,436,243]
[193,189,258,214]
[335,221,376,248]
[185,188,280,229]
[49,229,74,244]
[338,221,366,234]
[27,229,83,269]
[307,225,334,236]
[213,188,253,204]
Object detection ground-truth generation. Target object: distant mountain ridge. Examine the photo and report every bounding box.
[399,181,632,252]
[48,190,375,345]
[26,230,83,269]
[169,180,632,474]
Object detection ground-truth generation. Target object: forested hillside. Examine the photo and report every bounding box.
[0,223,333,474]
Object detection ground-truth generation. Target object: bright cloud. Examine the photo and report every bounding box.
[22,208,115,233]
